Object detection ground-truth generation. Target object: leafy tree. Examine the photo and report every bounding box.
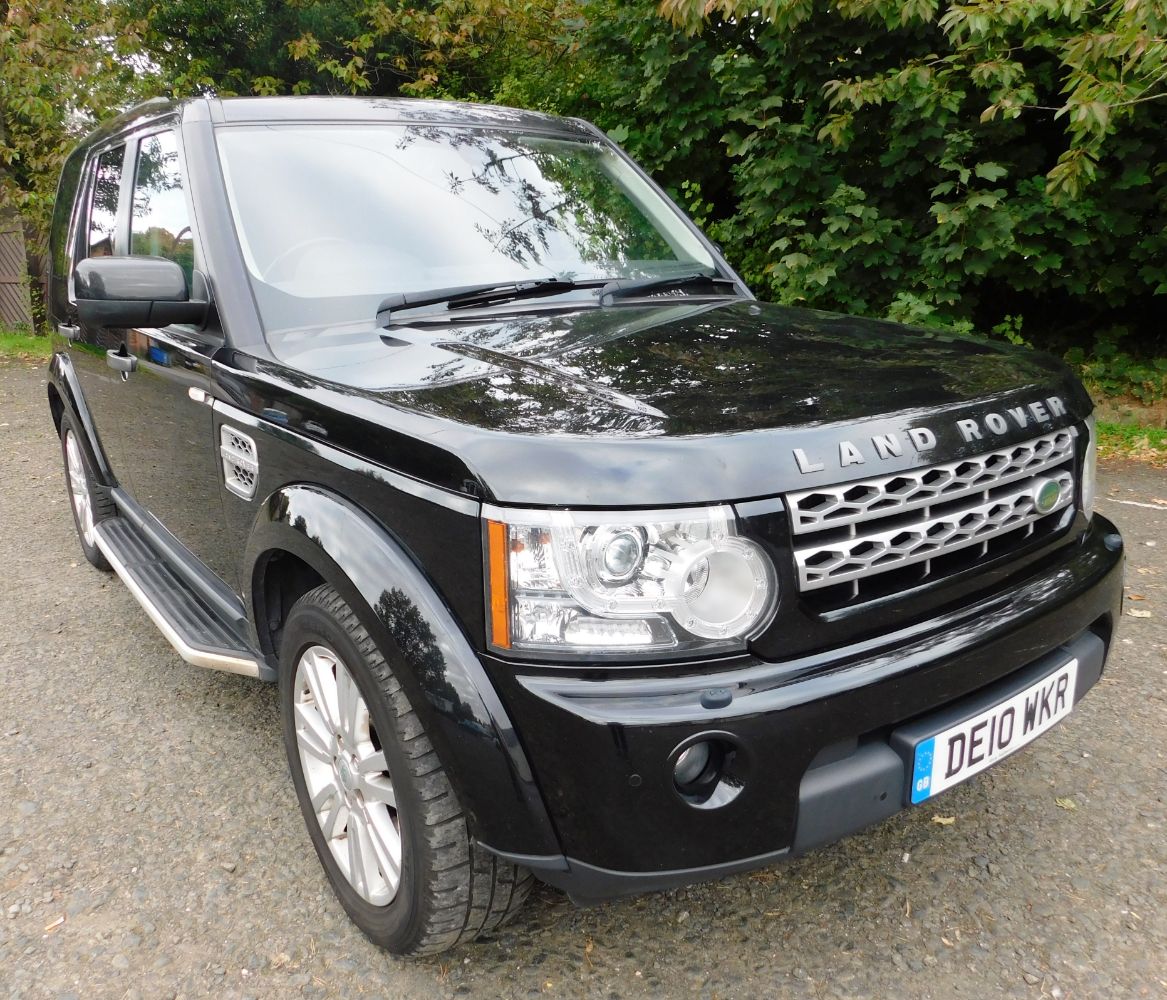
[1,0,152,325]
[123,0,373,96]
[0,0,148,242]
[647,0,1167,359]
[5,0,1164,383]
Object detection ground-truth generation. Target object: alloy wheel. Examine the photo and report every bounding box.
[64,429,95,547]
[293,644,403,905]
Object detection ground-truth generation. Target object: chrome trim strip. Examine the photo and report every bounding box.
[794,472,1073,591]
[213,400,480,517]
[94,523,261,678]
[787,429,1076,535]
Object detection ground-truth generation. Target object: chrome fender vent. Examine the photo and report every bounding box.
[220,425,259,501]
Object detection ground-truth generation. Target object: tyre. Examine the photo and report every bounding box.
[279,583,531,956]
[60,413,114,572]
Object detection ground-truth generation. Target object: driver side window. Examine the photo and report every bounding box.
[130,130,194,284]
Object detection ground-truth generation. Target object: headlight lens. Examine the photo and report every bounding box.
[485,505,777,656]
[1082,415,1097,520]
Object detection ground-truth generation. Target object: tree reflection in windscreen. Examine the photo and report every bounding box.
[395,125,676,268]
[216,123,716,334]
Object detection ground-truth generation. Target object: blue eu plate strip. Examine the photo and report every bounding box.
[911,736,936,804]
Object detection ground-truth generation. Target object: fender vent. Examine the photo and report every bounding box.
[220,426,259,501]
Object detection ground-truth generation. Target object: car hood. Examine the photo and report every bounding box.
[256,300,1090,505]
[271,299,1072,436]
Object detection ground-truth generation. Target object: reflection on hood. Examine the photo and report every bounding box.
[269,299,1069,437]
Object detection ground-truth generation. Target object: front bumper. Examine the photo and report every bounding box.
[479,514,1124,902]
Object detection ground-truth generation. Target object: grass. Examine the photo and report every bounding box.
[1097,421,1167,466]
[0,329,52,360]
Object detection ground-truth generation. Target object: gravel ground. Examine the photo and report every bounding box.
[1,359,1165,999]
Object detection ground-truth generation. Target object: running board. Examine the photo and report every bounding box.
[93,518,267,679]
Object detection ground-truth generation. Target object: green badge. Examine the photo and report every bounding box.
[1034,479,1062,514]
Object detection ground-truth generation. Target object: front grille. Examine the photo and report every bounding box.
[787,429,1077,603]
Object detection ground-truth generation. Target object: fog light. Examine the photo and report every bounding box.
[670,735,747,809]
[673,741,712,787]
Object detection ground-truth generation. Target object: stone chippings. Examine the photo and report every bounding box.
[0,361,1164,998]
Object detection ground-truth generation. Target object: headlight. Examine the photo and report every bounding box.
[484,505,777,657]
[1082,415,1097,520]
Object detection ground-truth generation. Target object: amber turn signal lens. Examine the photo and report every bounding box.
[486,519,511,649]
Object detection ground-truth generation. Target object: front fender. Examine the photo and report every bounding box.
[48,351,117,487]
[244,483,562,860]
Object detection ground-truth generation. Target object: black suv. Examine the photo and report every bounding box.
[46,96,1124,956]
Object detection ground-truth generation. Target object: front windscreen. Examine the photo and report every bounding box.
[214,123,718,336]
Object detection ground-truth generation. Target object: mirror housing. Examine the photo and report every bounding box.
[75,256,208,328]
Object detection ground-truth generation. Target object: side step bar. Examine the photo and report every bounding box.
[94,518,268,679]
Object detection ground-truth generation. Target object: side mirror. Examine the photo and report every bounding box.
[75,256,208,328]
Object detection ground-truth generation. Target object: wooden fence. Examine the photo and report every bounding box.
[0,211,34,328]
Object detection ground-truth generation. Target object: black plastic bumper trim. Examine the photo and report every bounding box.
[484,846,792,905]
[485,628,1108,902]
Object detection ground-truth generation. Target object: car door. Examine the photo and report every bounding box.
[107,125,239,587]
[64,142,137,484]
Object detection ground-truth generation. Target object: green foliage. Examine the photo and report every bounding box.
[624,0,1167,356]
[5,0,1167,382]
[1068,329,1167,403]
[990,314,1030,348]
[123,0,372,96]
[0,0,152,246]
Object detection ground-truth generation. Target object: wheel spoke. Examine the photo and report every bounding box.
[294,702,335,762]
[310,782,338,814]
[300,649,339,733]
[361,773,397,810]
[355,749,386,775]
[346,829,367,897]
[335,663,363,745]
[353,819,385,896]
[319,795,349,840]
[362,807,402,881]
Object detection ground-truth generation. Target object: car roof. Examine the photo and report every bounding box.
[208,96,594,136]
[78,95,597,147]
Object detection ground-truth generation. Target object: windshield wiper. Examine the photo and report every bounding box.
[377,278,604,326]
[599,273,739,304]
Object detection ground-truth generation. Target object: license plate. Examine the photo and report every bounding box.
[910,658,1079,804]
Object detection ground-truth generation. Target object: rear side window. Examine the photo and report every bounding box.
[87,146,124,258]
[130,131,193,282]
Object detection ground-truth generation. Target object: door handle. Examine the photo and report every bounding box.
[57,323,80,342]
[106,349,137,374]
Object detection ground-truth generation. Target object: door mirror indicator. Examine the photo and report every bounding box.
[74,256,208,328]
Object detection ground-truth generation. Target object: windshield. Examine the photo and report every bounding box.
[214,124,719,336]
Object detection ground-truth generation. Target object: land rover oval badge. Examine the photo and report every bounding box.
[1034,479,1062,514]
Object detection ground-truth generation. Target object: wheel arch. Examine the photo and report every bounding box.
[244,483,562,859]
[47,380,65,435]
[47,350,117,486]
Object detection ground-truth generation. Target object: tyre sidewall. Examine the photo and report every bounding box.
[279,596,433,951]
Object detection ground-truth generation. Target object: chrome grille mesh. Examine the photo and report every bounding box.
[788,430,1077,596]
[788,430,1075,534]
